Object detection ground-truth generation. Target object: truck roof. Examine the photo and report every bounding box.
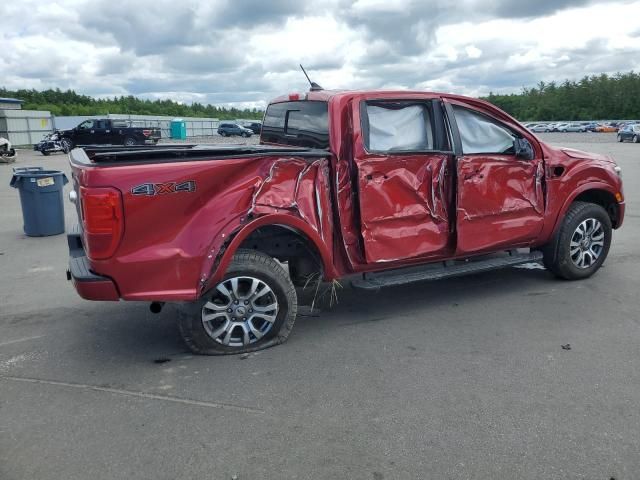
[267,89,519,126]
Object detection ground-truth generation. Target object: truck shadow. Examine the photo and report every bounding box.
[61,266,556,364]
[295,266,557,333]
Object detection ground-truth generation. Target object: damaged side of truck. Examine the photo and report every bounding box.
[68,90,625,354]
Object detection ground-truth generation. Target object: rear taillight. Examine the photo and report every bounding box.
[142,129,152,137]
[80,186,124,259]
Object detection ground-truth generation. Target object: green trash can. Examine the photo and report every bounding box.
[10,169,68,236]
[170,119,187,140]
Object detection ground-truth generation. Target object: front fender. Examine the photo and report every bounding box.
[544,181,621,243]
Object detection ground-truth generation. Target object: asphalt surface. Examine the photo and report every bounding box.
[1,133,638,479]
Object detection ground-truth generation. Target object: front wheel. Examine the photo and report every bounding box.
[60,138,73,151]
[177,250,297,355]
[542,202,612,280]
[617,134,623,142]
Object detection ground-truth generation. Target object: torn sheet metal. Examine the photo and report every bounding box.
[456,155,545,253]
[356,154,450,263]
[199,156,334,292]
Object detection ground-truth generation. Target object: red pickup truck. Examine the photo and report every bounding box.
[67,89,625,354]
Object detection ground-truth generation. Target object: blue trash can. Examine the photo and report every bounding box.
[10,169,68,236]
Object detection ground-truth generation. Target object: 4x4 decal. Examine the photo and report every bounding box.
[132,181,196,196]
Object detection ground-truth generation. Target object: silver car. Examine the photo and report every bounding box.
[561,123,587,132]
[529,124,552,133]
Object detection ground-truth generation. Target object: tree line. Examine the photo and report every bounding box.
[483,71,640,121]
[3,71,640,121]
[0,87,263,120]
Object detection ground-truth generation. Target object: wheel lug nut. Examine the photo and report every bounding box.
[244,300,249,305]
[249,309,253,313]
[227,308,232,313]
[242,317,247,321]
[234,300,239,305]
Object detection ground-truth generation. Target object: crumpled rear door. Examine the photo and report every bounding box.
[353,99,452,263]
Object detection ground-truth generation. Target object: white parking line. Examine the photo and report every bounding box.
[1,375,265,414]
[0,335,45,347]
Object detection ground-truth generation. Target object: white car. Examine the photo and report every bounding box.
[529,124,552,133]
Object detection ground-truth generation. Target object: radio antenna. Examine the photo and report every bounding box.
[300,64,323,91]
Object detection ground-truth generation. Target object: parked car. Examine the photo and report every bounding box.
[584,122,599,132]
[554,123,570,132]
[617,124,640,143]
[218,123,253,137]
[562,123,587,132]
[245,122,262,134]
[529,124,552,133]
[33,131,70,155]
[596,124,617,133]
[57,119,161,149]
[67,88,625,355]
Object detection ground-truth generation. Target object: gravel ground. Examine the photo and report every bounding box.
[159,134,259,145]
[1,132,639,480]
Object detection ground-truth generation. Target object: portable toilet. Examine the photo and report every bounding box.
[170,119,187,140]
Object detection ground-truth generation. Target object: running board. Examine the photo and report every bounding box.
[351,251,543,290]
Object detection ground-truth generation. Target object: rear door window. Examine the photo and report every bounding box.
[362,102,435,152]
[261,101,329,149]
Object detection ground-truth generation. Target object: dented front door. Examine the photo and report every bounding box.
[445,100,545,254]
[353,99,451,263]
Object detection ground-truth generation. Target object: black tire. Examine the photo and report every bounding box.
[41,150,50,156]
[60,138,73,150]
[634,135,639,144]
[542,201,612,280]
[220,131,227,137]
[123,136,138,146]
[242,132,250,138]
[617,134,623,142]
[177,249,297,355]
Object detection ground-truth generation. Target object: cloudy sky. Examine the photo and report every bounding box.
[2,0,640,108]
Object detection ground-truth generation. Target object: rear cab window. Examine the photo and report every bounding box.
[261,101,329,149]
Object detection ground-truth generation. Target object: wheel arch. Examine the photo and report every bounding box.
[204,214,337,293]
[548,183,621,244]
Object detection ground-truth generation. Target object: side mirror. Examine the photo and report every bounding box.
[514,138,534,160]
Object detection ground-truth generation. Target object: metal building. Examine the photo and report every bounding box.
[0,109,53,146]
[0,98,24,110]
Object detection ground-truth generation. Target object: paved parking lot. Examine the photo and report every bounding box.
[1,133,639,479]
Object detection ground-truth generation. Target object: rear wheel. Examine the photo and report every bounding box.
[177,250,297,355]
[41,150,50,156]
[123,136,137,146]
[634,135,639,143]
[542,202,612,280]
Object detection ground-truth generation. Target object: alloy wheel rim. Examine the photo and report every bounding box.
[201,276,279,347]
[569,218,605,269]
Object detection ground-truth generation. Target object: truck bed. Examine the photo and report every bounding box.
[73,144,329,165]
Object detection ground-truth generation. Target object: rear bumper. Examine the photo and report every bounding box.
[67,225,120,301]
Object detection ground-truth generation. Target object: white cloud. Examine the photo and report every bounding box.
[1,0,639,107]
